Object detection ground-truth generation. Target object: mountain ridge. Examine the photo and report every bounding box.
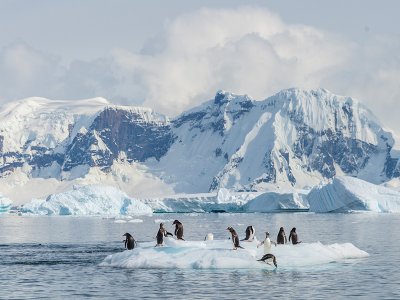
[0,88,399,203]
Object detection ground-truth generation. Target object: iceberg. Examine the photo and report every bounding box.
[307,176,400,213]
[142,188,308,213]
[21,185,153,216]
[243,191,309,212]
[141,188,257,213]
[0,194,12,212]
[100,237,368,269]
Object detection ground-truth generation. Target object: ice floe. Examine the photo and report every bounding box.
[100,237,368,269]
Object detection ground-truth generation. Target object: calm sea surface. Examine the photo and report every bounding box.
[1,213,399,299]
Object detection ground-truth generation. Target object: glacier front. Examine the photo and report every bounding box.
[307,176,400,213]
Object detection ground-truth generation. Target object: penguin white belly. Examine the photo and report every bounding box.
[264,238,272,254]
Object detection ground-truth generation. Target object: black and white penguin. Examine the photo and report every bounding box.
[122,232,136,250]
[257,253,278,268]
[172,220,184,240]
[155,223,173,247]
[257,231,277,254]
[227,226,243,250]
[241,225,256,241]
[277,227,287,244]
[289,227,302,245]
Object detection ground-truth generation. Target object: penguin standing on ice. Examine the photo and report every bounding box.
[277,227,287,244]
[257,232,277,254]
[155,223,173,247]
[227,227,243,250]
[123,233,137,250]
[172,220,184,240]
[241,225,256,242]
[289,227,302,245]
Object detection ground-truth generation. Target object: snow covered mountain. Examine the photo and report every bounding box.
[0,88,399,203]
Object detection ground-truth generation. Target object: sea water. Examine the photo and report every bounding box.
[1,213,399,299]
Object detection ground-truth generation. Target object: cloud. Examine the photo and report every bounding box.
[0,7,399,131]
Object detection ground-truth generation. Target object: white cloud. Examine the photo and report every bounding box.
[0,7,399,131]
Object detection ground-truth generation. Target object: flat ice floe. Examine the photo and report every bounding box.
[307,176,400,213]
[100,238,368,269]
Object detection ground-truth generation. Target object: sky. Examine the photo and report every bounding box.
[0,0,399,132]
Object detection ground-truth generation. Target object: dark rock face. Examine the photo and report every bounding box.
[293,125,377,179]
[63,108,175,171]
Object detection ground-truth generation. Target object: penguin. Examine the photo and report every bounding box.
[277,227,287,244]
[155,223,173,247]
[257,231,277,254]
[204,233,214,241]
[172,220,184,240]
[241,225,256,241]
[122,232,136,250]
[257,253,278,268]
[226,226,244,250]
[289,227,302,245]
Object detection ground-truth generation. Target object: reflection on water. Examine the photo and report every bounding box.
[0,213,400,299]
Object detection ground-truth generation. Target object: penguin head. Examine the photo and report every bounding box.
[123,233,132,238]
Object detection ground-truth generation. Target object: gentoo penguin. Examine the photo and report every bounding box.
[122,232,136,250]
[289,227,302,245]
[277,227,287,244]
[226,227,243,250]
[155,223,173,247]
[241,225,256,242]
[257,253,278,268]
[257,232,277,254]
[172,220,184,240]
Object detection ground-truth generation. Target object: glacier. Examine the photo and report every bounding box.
[100,237,369,269]
[307,176,400,213]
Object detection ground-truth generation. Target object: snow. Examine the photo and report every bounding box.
[20,185,153,216]
[0,194,12,212]
[307,176,400,213]
[0,88,398,203]
[100,237,368,269]
[0,97,109,153]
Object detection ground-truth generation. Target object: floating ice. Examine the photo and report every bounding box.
[100,238,368,269]
[308,176,400,213]
[20,185,153,216]
[129,219,144,223]
[243,191,309,212]
[0,195,12,212]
